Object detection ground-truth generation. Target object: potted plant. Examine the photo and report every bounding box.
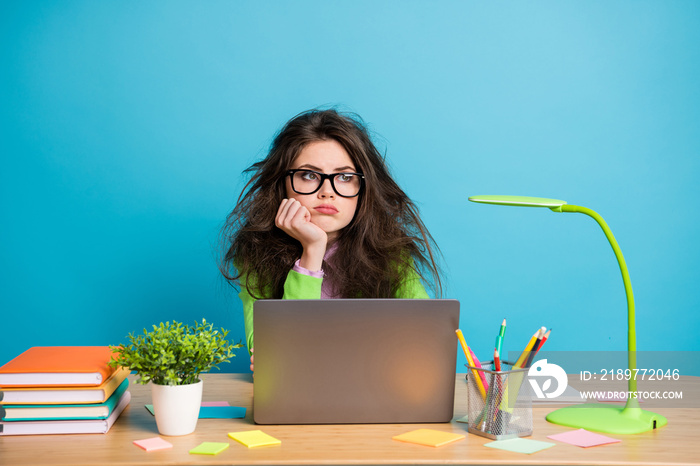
[110,319,242,436]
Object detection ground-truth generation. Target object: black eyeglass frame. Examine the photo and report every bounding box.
[286,169,365,198]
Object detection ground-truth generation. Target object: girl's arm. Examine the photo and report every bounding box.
[276,198,327,271]
[242,199,328,370]
[395,265,430,299]
[239,269,323,353]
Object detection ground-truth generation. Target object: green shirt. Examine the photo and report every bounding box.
[239,267,429,352]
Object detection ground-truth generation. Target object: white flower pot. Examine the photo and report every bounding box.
[151,379,203,436]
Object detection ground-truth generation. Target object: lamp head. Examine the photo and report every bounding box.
[468,195,567,211]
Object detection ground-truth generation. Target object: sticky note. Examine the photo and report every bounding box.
[133,437,173,452]
[189,442,230,455]
[199,406,246,419]
[392,429,465,447]
[455,414,469,423]
[484,438,556,454]
[145,404,246,418]
[228,430,281,448]
[201,401,231,407]
[548,429,621,448]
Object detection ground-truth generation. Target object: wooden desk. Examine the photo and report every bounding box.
[1,374,698,465]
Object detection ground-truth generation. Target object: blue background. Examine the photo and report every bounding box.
[2,1,698,373]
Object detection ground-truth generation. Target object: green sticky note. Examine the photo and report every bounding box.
[484,438,556,454]
[189,442,230,455]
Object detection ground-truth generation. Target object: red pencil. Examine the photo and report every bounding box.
[493,347,502,372]
[534,329,551,356]
[525,327,546,367]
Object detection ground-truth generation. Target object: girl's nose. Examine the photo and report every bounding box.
[317,178,335,198]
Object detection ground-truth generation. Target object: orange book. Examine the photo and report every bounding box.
[0,367,130,404]
[0,347,119,387]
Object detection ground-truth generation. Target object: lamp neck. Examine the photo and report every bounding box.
[554,204,639,403]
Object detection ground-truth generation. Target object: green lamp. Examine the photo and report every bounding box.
[468,195,667,434]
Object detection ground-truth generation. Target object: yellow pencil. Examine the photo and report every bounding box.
[500,329,538,414]
[455,329,487,400]
[513,328,542,368]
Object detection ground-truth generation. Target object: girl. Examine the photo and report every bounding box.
[220,108,443,371]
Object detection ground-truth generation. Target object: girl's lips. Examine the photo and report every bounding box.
[314,205,338,215]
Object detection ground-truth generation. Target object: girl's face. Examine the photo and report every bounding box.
[285,139,360,243]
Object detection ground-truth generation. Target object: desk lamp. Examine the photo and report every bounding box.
[468,195,667,434]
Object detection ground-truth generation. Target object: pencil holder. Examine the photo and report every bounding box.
[465,362,532,440]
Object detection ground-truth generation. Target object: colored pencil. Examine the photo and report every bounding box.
[493,348,502,372]
[495,318,506,356]
[469,347,489,392]
[513,329,540,368]
[525,327,547,368]
[534,329,551,356]
[455,329,487,400]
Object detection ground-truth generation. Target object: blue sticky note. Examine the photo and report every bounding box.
[145,405,246,419]
[198,406,246,419]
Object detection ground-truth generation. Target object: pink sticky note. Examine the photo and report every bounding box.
[133,437,173,452]
[201,401,231,407]
[547,429,621,448]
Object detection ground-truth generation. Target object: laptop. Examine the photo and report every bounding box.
[253,299,460,425]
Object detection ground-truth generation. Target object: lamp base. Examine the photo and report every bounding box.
[546,403,668,434]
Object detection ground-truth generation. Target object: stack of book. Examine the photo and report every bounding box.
[0,346,131,436]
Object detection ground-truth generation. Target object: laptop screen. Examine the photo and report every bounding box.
[253,299,460,424]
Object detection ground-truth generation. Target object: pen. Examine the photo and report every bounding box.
[455,329,487,400]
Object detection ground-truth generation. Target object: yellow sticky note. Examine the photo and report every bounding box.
[189,442,229,455]
[392,428,465,448]
[228,430,281,448]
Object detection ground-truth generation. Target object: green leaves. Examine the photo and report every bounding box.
[109,319,243,386]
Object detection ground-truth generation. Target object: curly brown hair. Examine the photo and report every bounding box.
[220,108,442,299]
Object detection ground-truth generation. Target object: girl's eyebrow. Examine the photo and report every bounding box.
[296,163,357,172]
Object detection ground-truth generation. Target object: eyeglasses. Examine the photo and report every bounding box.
[286,169,364,198]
